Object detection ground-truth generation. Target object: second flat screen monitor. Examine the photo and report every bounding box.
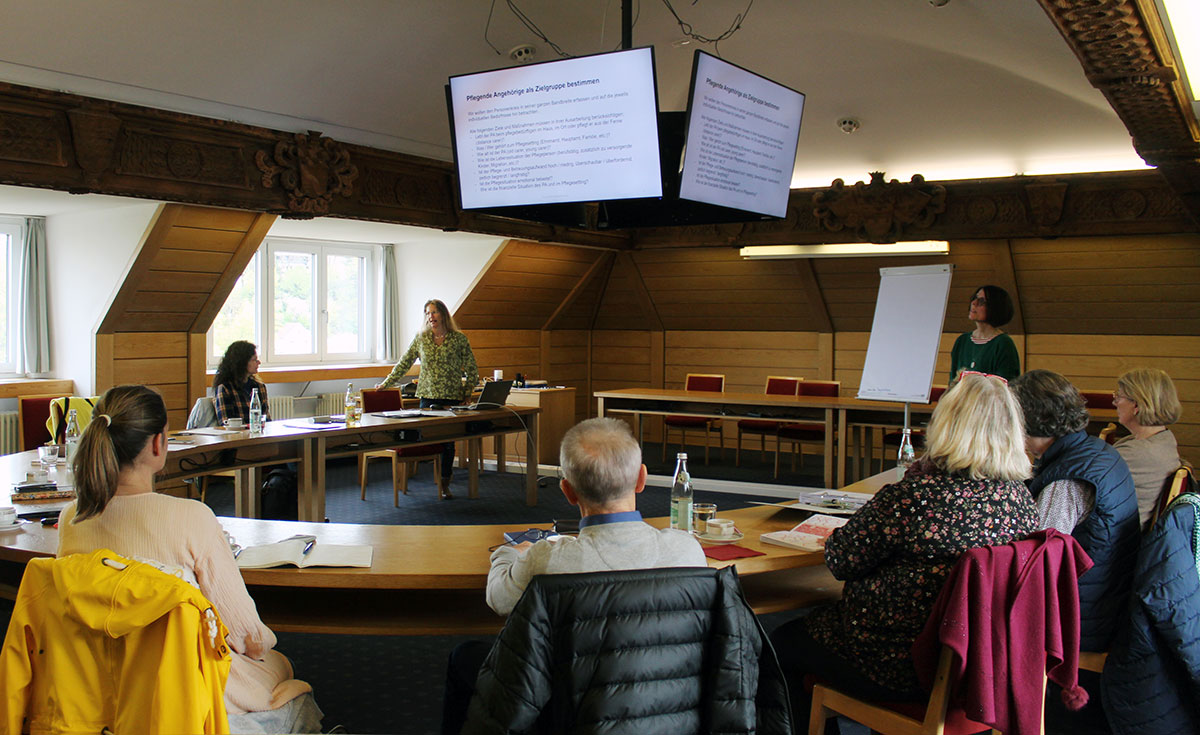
[678,51,805,219]
[448,47,663,210]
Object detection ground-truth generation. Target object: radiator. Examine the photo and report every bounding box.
[318,392,344,416]
[0,411,18,455]
[267,395,295,420]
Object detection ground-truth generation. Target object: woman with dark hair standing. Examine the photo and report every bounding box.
[213,340,270,426]
[378,299,479,499]
[949,285,1021,383]
[57,385,321,732]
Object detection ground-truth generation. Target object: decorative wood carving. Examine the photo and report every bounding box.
[1025,182,1069,226]
[66,107,121,190]
[812,172,947,242]
[255,131,358,217]
[1034,0,1200,227]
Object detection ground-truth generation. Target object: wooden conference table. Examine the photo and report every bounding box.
[0,468,895,635]
[595,387,1118,488]
[2,406,541,523]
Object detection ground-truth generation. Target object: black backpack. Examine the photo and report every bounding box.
[261,468,299,521]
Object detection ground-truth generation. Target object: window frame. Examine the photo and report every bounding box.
[0,217,25,376]
[207,237,379,367]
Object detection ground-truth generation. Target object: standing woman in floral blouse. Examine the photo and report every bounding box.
[770,374,1038,731]
[378,298,479,499]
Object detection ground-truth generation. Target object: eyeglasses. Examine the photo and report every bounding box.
[1112,391,1133,403]
[970,296,987,305]
[959,370,1007,385]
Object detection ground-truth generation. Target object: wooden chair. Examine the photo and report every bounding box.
[809,646,1011,735]
[18,394,64,452]
[1098,422,1119,444]
[1149,463,1195,529]
[662,373,725,464]
[736,376,801,467]
[775,380,840,478]
[358,388,442,505]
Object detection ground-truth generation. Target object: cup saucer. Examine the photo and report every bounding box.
[695,529,744,545]
[0,520,25,532]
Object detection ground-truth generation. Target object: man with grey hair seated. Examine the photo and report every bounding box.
[442,418,705,734]
[486,416,706,615]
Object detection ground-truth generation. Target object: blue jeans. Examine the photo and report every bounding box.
[420,398,458,479]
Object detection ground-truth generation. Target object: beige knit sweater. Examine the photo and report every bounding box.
[57,493,311,714]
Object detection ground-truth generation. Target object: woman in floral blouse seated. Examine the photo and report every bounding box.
[770,374,1039,732]
[378,298,479,499]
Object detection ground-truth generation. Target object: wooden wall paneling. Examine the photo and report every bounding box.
[635,248,814,332]
[592,253,662,330]
[94,333,114,394]
[794,259,833,333]
[993,239,1024,333]
[97,204,177,334]
[1011,234,1200,335]
[541,252,615,330]
[189,212,276,333]
[546,330,589,421]
[462,329,541,382]
[817,332,834,380]
[1025,334,1200,464]
[456,240,603,331]
[188,333,208,406]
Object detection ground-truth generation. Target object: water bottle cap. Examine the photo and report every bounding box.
[676,452,688,460]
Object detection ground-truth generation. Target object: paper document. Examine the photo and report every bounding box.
[793,491,872,515]
[235,537,373,569]
[760,514,850,551]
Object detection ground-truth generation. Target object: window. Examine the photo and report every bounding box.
[209,238,379,366]
[0,218,23,375]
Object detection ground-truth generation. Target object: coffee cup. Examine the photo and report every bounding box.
[0,507,15,525]
[707,518,735,537]
[223,418,244,430]
[493,369,504,381]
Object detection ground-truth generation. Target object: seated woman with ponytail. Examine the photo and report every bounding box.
[56,385,322,733]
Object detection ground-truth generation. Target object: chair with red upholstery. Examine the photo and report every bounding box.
[358,388,443,504]
[18,394,63,452]
[662,373,725,464]
[775,380,839,478]
[736,376,802,467]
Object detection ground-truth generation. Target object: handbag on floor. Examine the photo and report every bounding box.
[261,468,299,521]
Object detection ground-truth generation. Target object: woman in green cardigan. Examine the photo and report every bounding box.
[950,285,1020,384]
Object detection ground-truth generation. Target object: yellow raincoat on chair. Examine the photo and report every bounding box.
[0,549,231,734]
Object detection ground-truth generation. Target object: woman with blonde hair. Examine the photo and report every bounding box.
[770,374,1038,730]
[378,298,479,499]
[1113,367,1182,529]
[57,385,321,732]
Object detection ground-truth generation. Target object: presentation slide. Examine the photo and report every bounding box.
[449,48,662,210]
[678,52,805,218]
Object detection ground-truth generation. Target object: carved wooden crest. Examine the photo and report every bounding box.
[812,172,947,242]
[256,131,357,216]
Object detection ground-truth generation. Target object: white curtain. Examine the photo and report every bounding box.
[380,243,401,362]
[19,217,49,375]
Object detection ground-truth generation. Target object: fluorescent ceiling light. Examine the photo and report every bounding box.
[1161,0,1199,101]
[740,241,949,259]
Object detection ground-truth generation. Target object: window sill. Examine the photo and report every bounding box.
[205,363,398,384]
[0,378,75,399]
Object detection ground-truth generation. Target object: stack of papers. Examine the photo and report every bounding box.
[793,491,872,514]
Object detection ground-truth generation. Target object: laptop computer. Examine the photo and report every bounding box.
[453,379,514,411]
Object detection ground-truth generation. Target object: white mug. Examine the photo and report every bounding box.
[707,518,735,537]
[493,369,504,381]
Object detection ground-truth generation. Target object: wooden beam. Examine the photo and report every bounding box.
[794,258,833,333]
[189,212,276,333]
[992,239,1025,334]
[622,253,664,332]
[542,252,614,330]
[97,204,177,334]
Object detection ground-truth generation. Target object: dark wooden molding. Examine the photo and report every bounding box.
[1034,0,1200,228]
[0,79,1194,246]
[813,172,947,242]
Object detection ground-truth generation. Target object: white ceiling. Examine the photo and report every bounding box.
[0,0,1148,194]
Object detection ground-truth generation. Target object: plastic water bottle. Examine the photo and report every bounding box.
[344,383,356,426]
[669,453,694,533]
[248,389,263,433]
[64,409,81,462]
[897,428,916,479]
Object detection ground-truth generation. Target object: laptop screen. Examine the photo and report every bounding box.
[476,379,514,408]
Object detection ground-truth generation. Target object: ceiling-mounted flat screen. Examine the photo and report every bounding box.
[448,47,662,210]
[678,51,805,218]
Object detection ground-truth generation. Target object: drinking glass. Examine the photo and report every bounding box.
[692,503,717,534]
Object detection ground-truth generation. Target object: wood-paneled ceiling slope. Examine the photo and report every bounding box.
[457,234,1200,336]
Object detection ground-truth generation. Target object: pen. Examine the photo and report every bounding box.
[302,540,315,555]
